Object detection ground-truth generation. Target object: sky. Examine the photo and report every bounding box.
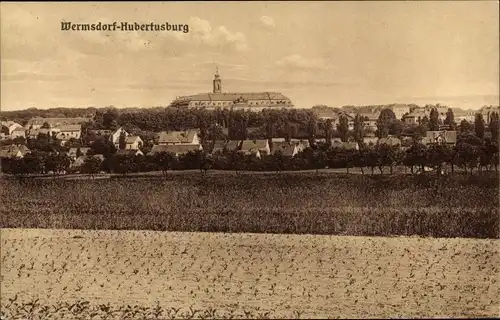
[1,1,499,111]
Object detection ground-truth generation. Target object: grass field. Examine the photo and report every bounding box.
[1,173,498,238]
[1,228,499,319]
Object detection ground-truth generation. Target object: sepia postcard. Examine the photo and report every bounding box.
[1,1,499,319]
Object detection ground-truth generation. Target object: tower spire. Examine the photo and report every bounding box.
[213,66,222,93]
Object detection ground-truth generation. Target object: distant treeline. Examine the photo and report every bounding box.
[2,105,499,145]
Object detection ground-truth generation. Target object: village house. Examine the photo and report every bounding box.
[423,131,457,146]
[0,145,30,158]
[70,154,105,170]
[240,140,271,159]
[290,139,310,149]
[1,121,23,136]
[480,106,500,124]
[158,130,199,145]
[225,140,242,152]
[149,144,202,157]
[27,128,58,139]
[10,127,27,139]
[210,140,227,154]
[389,104,411,120]
[125,136,143,150]
[272,141,300,157]
[454,110,476,123]
[67,147,90,160]
[56,125,82,144]
[110,127,130,148]
[25,117,90,130]
[359,112,379,132]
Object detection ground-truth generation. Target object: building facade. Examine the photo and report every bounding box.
[169,69,295,111]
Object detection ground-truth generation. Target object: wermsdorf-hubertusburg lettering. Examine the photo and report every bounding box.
[61,21,189,33]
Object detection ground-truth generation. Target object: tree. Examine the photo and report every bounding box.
[118,132,127,150]
[102,108,119,129]
[76,147,83,158]
[426,144,448,175]
[302,147,326,173]
[81,157,102,177]
[337,115,349,142]
[112,154,135,175]
[379,108,396,123]
[474,113,485,139]
[444,108,456,130]
[353,114,364,144]
[455,142,478,175]
[325,119,333,146]
[488,112,499,142]
[389,120,404,137]
[459,119,471,133]
[429,108,439,131]
[307,118,317,145]
[353,149,366,175]
[154,151,176,176]
[403,142,428,174]
[376,144,399,174]
[41,121,51,129]
[89,136,117,158]
[365,147,379,175]
[200,152,213,175]
[376,109,395,139]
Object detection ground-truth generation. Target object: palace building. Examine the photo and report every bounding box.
[168,68,295,111]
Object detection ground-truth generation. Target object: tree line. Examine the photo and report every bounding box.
[2,133,497,176]
[2,105,499,146]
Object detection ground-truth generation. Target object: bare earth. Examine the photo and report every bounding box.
[1,228,499,319]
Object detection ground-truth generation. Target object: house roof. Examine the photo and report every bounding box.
[1,121,20,128]
[58,125,81,132]
[425,131,457,144]
[241,140,268,151]
[125,136,142,144]
[28,117,90,126]
[357,112,380,120]
[174,92,291,102]
[290,139,310,148]
[13,127,27,132]
[211,140,227,153]
[149,144,200,155]
[225,140,242,151]
[0,145,28,158]
[158,130,197,144]
[273,142,297,156]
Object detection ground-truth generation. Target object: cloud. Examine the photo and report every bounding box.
[191,61,249,71]
[260,16,275,29]
[174,17,248,52]
[2,72,76,82]
[276,54,328,70]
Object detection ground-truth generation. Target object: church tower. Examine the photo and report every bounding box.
[213,67,222,93]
